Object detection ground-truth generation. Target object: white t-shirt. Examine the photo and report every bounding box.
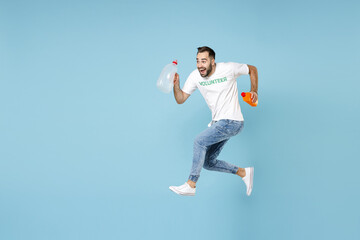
[182,62,249,122]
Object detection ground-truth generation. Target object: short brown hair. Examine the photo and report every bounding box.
[197,46,215,59]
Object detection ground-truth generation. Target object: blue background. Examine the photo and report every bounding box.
[1,0,359,239]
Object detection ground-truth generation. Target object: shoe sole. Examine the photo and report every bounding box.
[247,167,254,196]
[169,186,195,196]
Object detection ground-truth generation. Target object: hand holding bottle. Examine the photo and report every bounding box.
[157,60,178,93]
[173,73,180,87]
[250,91,258,103]
[241,91,258,107]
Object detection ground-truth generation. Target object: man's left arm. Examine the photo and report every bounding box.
[248,65,258,103]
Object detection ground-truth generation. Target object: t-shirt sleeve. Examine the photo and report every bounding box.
[231,62,249,78]
[182,72,197,95]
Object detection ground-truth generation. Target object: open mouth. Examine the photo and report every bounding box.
[199,68,206,75]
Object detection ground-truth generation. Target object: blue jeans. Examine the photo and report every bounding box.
[189,119,244,182]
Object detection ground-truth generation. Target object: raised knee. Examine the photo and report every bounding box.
[203,162,211,170]
[203,160,214,170]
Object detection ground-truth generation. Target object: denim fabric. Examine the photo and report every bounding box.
[188,119,244,182]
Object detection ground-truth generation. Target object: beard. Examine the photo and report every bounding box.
[199,64,213,77]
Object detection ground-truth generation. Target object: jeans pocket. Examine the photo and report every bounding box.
[215,120,243,136]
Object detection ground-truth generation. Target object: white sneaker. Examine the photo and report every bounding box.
[242,167,254,196]
[169,182,196,196]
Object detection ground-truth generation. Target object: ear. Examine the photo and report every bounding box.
[211,58,215,66]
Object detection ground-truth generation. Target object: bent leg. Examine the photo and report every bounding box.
[188,120,243,182]
[203,140,238,174]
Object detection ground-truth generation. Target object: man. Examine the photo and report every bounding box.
[169,46,258,196]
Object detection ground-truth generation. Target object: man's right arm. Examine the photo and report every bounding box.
[173,73,190,104]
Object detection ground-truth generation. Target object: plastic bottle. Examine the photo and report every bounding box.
[241,92,258,107]
[157,60,178,93]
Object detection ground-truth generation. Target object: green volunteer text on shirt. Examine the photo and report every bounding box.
[199,77,228,86]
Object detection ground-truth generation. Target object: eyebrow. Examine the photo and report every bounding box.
[196,58,207,60]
